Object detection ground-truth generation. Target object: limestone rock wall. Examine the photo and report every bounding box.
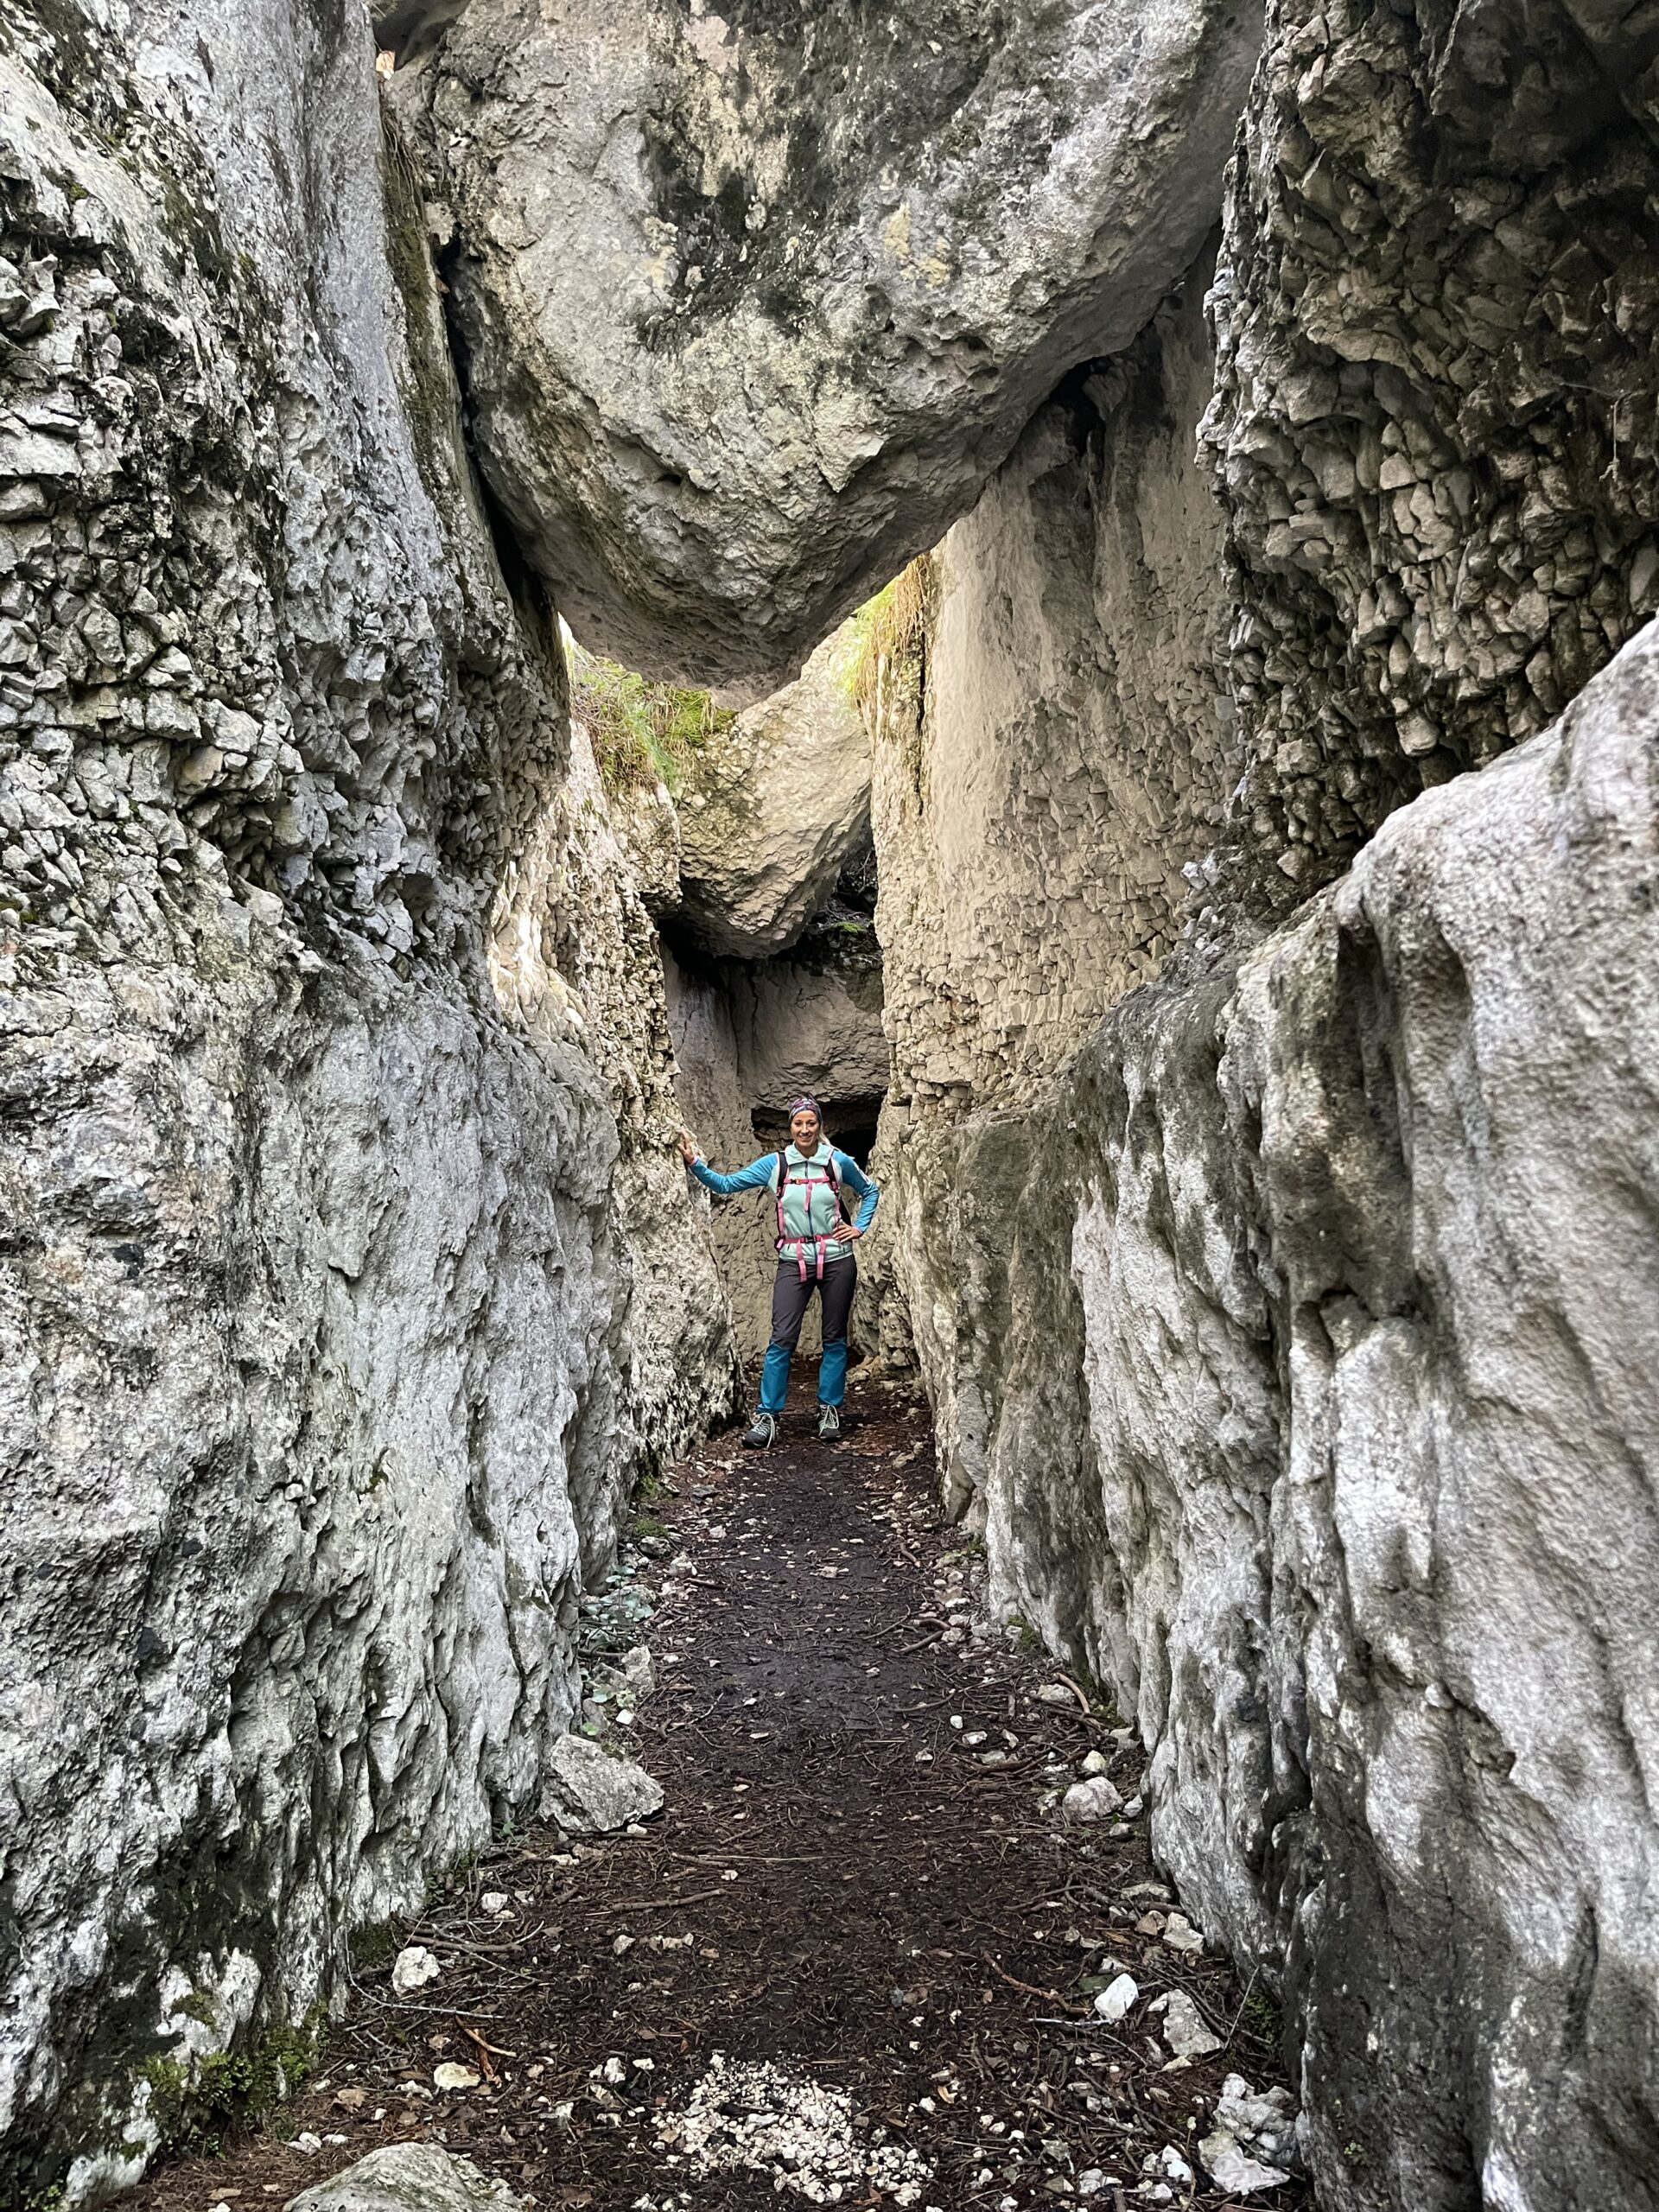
[1205,0,1659,915]
[0,4,730,2196]
[863,3,1659,2198]
[874,627,1659,2212]
[872,251,1232,1120]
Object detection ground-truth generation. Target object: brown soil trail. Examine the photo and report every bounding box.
[135,1373,1306,2212]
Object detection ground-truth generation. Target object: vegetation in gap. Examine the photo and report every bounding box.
[565,634,735,798]
[137,2007,327,2156]
[847,553,937,728]
[848,556,938,806]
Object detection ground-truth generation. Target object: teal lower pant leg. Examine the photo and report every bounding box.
[817,1257,858,1406]
[761,1257,861,1411]
[760,1340,793,1413]
[761,1263,809,1411]
[817,1338,849,1406]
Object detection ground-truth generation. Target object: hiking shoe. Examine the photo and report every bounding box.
[741,1411,778,1450]
[817,1403,842,1440]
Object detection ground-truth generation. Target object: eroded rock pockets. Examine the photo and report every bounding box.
[378,0,1263,687]
[1205,0,1659,913]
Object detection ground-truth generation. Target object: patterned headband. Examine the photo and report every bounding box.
[789,1096,823,1119]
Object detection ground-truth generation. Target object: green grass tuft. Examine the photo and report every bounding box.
[845,556,936,728]
[567,639,734,798]
[138,2006,327,2156]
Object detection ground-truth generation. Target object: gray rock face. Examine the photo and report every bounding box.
[721,946,888,1119]
[877,625,1659,2210]
[675,621,871,960]
[386,0,1262,684]
[1204,0,1659,914]
[289,2144,521,2212]
[872,246,1230,1119]
[0,4,730,2198]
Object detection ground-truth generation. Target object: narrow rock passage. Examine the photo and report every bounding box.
[137,1377,1306,2212]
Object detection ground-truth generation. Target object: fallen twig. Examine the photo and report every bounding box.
[601,1886,730,1914]
[984,1955,1072,2005]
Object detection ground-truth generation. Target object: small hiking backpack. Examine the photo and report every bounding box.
[771,1147,848,1281]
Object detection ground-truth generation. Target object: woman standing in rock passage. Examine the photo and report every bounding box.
[679,1098,879,1447]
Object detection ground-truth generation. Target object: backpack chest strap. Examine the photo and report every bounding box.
[775,1151,842,1279]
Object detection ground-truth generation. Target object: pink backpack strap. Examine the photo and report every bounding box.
[774,1148,844,1280]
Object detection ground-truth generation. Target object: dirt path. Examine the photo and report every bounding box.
[136,1373,1307,2212]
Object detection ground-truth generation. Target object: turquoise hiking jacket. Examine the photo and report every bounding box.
[690,1142,878,1262]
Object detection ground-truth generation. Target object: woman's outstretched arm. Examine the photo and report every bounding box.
[677,1128,777,1198]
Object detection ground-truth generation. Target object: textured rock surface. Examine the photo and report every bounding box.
[488,716,738,1497]
[877,623,1659,2209]
[720,941,887,1118]
[289,2144,523,2212]
[674,620,870,959]
[872,249,1231,1118]
[0,4,730,2196]
[385,0,1262,683]
[12,1,1659,2209]
[537,1735,665,1833]
[857,16,1659,2182]
[1204,0,1659,915]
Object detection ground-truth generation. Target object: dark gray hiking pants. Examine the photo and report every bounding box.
[760,1257,857,1411]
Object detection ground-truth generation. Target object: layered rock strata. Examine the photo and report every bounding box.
[1205,0,1659,913]
[872,248,1230,1117]
[383,0,1262,684]
[0,4,729,2196]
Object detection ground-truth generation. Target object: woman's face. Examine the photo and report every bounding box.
[790,1109,823,1151]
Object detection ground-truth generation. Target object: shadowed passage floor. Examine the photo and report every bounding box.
[134,1372,1306,2212]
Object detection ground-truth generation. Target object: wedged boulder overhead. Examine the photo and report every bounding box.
[675,620,871,960]
[385,0,1262,686]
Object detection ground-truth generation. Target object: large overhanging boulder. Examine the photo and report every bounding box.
[386,0,1262,688]
[676,620,871,959]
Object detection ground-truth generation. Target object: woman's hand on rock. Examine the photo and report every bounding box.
[677,1128,699,1166]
